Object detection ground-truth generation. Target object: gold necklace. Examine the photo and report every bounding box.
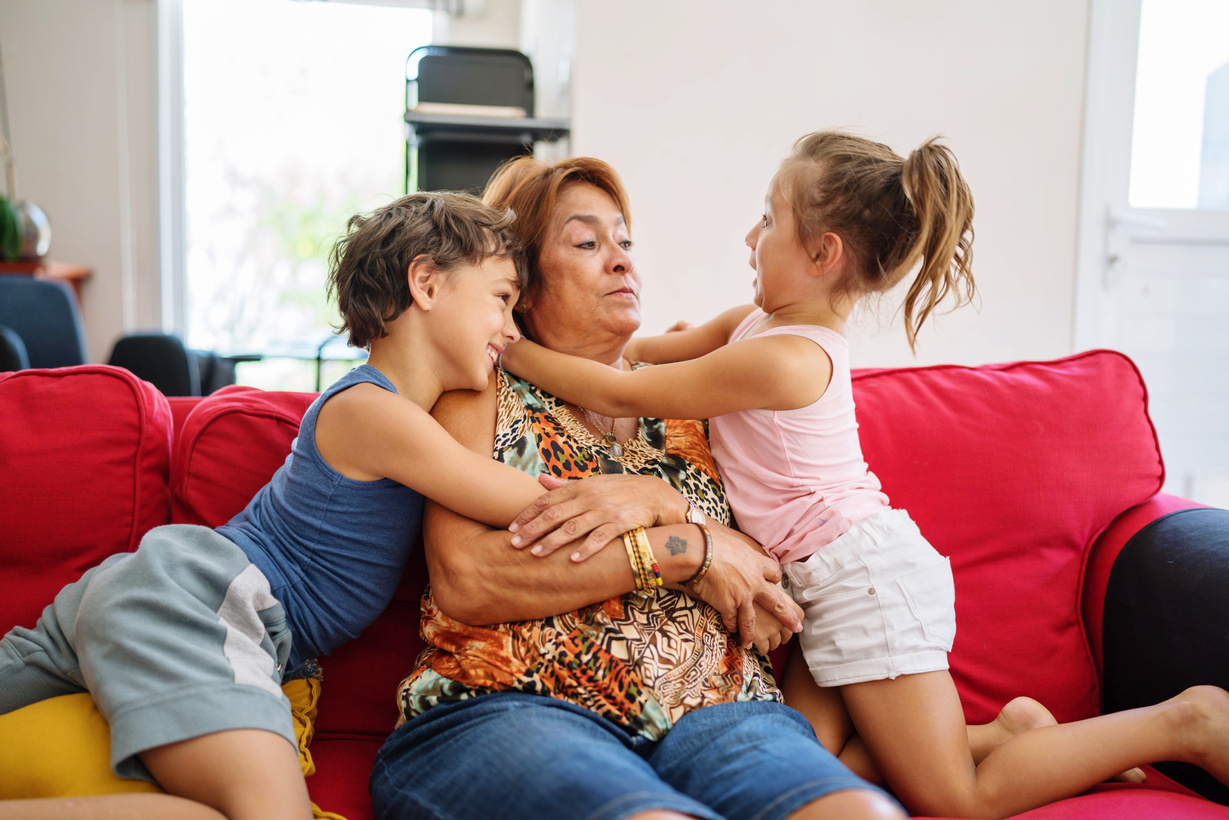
[578,406,624,459]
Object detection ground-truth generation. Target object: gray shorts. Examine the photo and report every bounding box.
[0,525,296,781]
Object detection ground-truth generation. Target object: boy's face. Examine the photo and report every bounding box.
[433,255,522,392]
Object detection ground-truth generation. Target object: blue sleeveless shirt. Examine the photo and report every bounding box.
[216,364,425,667]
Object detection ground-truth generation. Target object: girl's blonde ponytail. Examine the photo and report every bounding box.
[898,139,975,352]
[784,132,976,352]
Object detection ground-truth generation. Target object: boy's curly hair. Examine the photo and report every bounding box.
[327,192,527,349]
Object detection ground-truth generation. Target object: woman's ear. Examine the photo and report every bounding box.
[810,232,844,276]
[407,255,440,309]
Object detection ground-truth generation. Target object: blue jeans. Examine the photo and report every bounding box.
[370,692,895,820]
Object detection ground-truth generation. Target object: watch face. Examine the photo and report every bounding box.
[687,504,705,525]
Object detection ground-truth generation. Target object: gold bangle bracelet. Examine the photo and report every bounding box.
[623,529,646,591]
[631,526,662,588]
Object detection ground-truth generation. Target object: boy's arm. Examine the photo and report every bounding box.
[625,304,756,364]
[500,331,832,422]
[316,383,544,528]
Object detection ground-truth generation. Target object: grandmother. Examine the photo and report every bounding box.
[369,158,904,820]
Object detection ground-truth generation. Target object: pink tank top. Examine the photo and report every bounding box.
[708,309,889,564]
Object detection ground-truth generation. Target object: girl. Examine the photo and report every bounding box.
[498,131,1229,819]
[0,192,676,820]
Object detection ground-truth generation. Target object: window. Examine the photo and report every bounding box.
[179,0,432,388]
[1129,0,1229,209]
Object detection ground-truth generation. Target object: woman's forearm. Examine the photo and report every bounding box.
[426,500,704,624]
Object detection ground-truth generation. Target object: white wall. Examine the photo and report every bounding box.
[1,0,160,363]
[2,0,1091,370]
[571,0,1090,368]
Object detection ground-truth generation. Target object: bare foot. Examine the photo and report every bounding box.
[971,696,1056,762]
[1174,685,1229,786]
[974,697,1145,783]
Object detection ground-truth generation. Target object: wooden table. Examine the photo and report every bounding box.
[0,260,93,303]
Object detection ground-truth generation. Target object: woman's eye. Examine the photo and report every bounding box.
[576,240,597,250]
[762,214,770,228]
[620,240,634,250]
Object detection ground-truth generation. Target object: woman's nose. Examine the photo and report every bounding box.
[608,244,632,274]
[745,223,759,248]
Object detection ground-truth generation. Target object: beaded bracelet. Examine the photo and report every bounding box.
[631,526,662,588]
[682,520,714,588]
[622,526,661,592]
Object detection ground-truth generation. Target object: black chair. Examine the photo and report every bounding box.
[0,323,29,371]
[107,333,200,396]
[106,332,246,397]
[0,277,88,368]
[404,46,566,194]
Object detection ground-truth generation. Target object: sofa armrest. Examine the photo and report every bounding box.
[1081,493,1206,681]
[1084,497,1229,805]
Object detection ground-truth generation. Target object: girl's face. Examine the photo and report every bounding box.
[523,182,641,354]
[744,173,816,312]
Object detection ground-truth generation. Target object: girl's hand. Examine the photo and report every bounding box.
[751,602,795,655]
[509,474,685,562]
[683,526,803,649]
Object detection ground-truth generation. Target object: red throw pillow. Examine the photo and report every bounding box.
[851,350,1163,724]
[0,366,172,631]
[171,386,316,528]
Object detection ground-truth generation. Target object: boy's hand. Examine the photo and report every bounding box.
[509,474,682,562]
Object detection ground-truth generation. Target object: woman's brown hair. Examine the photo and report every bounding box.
[781,131,976,351]
[482,155,631,303]
[327,191,526,349]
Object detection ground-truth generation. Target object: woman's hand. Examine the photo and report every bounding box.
[509,473,685,562]
[683,525,803,649]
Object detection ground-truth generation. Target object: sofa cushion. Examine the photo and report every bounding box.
[851,350,1163,724]
[171,385,316,527]
[0,366,172,631]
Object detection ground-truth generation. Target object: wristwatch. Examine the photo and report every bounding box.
[685,501,705,526]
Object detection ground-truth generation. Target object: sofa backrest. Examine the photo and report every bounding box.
[851,349,1163,724]
[0,366,173,632]
[0,352,1167,738]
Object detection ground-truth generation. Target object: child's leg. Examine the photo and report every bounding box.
[139,729,312,820]
[843,670,1229,819]
[0,795,227,819]
[782,636,1063,786]
[0,554,132,715]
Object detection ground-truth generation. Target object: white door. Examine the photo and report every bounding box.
[1076,0,1229,507]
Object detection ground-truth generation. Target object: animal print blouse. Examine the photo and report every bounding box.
[396,369,780,741]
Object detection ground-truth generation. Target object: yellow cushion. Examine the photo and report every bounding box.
[0,679,345,820]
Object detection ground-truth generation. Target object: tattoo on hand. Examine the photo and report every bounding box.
[665,535,688,556]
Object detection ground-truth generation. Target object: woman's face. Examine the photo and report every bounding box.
[522,182,641,356]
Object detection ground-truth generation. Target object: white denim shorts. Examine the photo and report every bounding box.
[783,509,956,687]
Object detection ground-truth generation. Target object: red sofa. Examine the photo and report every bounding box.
[2,350,1227,819]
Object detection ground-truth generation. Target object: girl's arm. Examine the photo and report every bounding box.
[422,381,803,643]
[500,331,833,422]
[625,304,756,364]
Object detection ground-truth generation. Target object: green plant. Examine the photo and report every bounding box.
[0,197,20,261]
